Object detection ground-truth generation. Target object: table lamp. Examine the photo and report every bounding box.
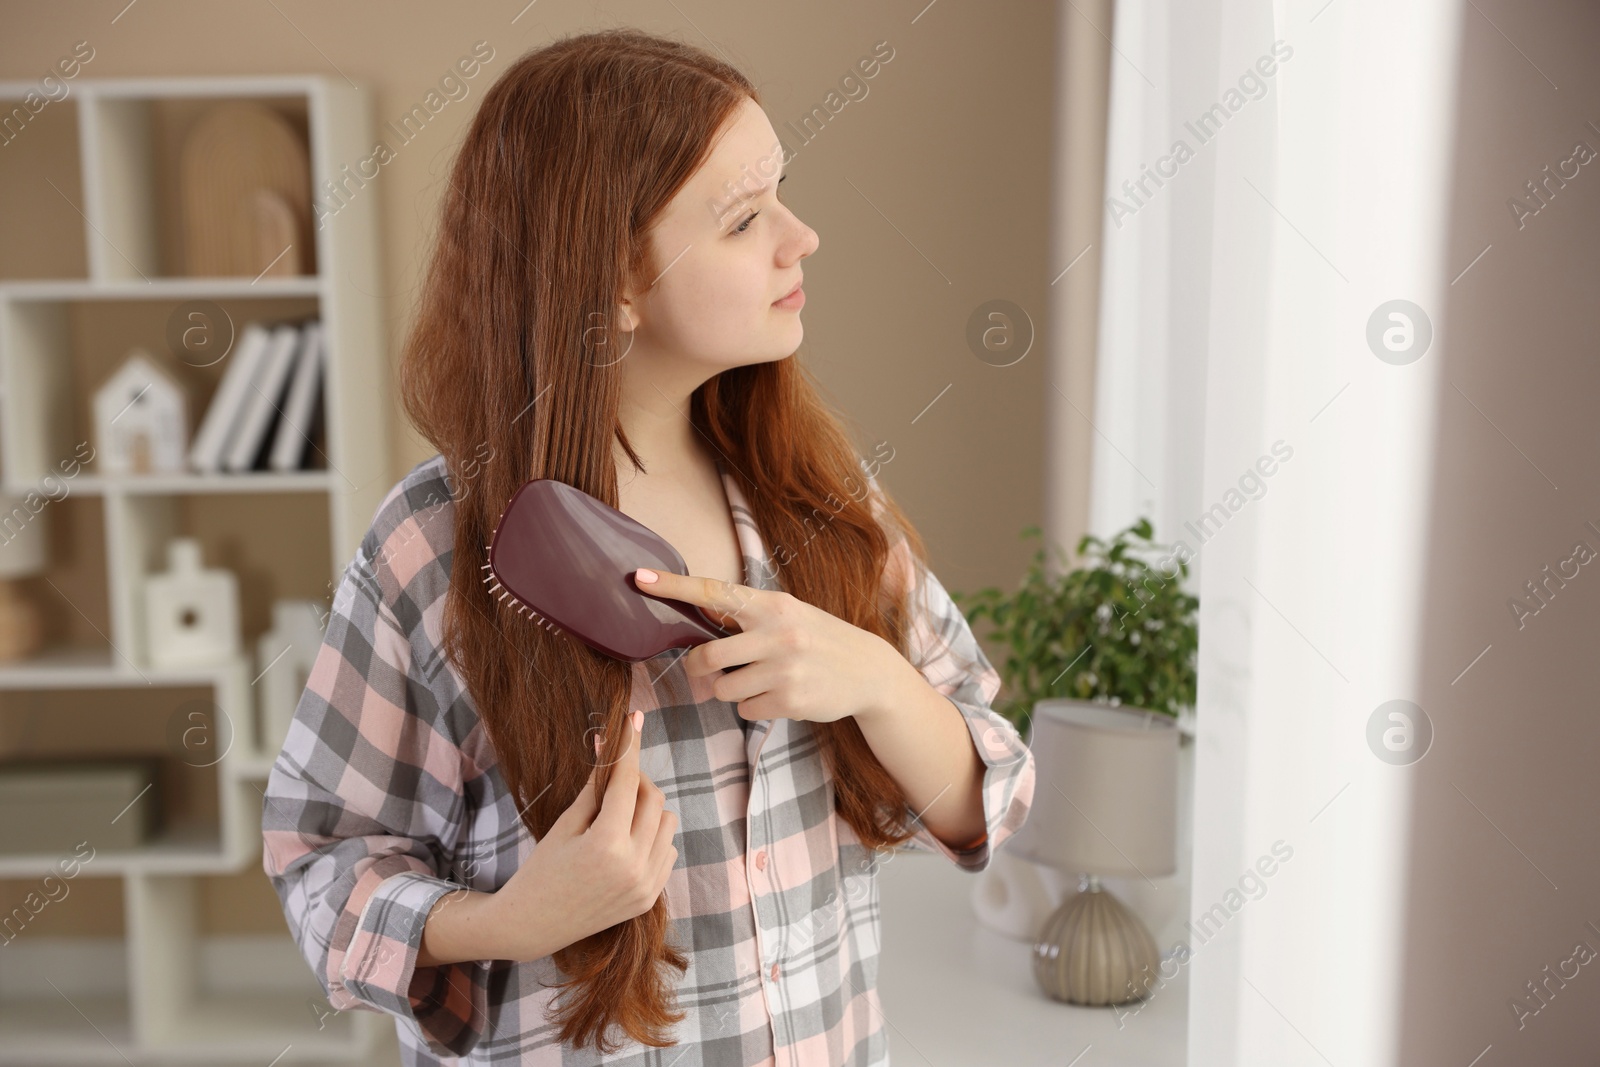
[1014,698,1178,1006]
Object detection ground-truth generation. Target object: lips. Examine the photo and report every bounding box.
[774,279,803,303]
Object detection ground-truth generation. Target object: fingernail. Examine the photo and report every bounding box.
[631,709,644,732]
[635,568,659,584]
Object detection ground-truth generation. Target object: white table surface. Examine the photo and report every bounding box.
[340,858,1188,1067]
[877,849,1191,1065]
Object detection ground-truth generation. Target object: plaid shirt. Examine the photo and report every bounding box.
[262,454,1036,1066]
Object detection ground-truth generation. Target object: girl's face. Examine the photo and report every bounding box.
[619,97,820,375]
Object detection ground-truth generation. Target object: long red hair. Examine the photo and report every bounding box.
[399,27,935,1054]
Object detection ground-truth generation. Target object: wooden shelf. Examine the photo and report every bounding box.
[33,471,337,496]
[0,822,236,879]
[230,753,280,780]
[0,645,245,688]
[0,73,389,1062]
[0,276,322,300]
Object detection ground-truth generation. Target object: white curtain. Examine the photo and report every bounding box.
[1089,1,1466,1062]
[1086,0,1206,578]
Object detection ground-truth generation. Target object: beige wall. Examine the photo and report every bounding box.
[1400,1,1600,1057]
[1,0,1061,601]
[0,1,1066,942]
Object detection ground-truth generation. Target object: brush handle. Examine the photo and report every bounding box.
[626,574,754,671]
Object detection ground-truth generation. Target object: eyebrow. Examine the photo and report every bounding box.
[734,172,787,201]
[716,174,787,230]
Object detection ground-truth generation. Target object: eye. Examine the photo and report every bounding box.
[730,175,787,237]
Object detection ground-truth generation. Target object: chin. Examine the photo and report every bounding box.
[711,349,791,376]
[751,346,799,367]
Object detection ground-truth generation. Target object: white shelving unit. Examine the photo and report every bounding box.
[0,76,393,1064]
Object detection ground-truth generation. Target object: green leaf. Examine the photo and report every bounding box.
[951,516,1198,725]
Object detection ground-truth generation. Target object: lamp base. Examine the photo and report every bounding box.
[1031,875,1161,1006]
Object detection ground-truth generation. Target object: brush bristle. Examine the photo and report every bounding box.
[482,564,568,637]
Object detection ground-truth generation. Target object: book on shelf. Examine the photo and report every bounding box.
[187,321,269,472]
[268,320,323,472]
[223,323,303,472]
[187,319,325,475]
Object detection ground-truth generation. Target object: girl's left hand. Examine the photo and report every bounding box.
[633,567,905,725]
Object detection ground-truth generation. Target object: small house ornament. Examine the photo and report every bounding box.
[93,349,189,474]
[143,538,240,668]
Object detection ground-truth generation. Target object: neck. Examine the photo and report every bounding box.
[615,373,711,482]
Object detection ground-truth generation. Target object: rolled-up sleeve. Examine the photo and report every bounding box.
[893,551,1037,872]
[260,545,490,1058]
[866,474,1037,873]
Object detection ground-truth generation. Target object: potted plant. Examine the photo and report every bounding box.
[952,519,1200,954]
[952,517,1199,740]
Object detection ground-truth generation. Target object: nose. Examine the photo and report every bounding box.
[790,215,819,261]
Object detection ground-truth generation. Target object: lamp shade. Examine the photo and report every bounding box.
[1013,699,1178,879]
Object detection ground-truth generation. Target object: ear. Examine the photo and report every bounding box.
[615,257,650,334]
[615,296,640,333]
[593,295,638,367]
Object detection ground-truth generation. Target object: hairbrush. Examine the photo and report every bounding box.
[483,477,740,662]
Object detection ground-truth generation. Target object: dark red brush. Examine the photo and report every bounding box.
[483,477,740,663]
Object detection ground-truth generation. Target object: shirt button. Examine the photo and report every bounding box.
[754,849,767,871]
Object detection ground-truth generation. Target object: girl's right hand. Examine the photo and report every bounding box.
[487,709,679,962]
